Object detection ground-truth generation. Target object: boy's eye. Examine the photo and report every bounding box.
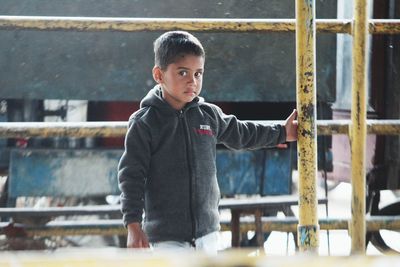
[179,70,188,76]
[195,72,203,78]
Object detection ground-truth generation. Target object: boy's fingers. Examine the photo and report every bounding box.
[276,143,288,149]
[288,109,297,122]
[292,109,297,118]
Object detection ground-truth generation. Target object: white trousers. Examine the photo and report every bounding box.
[151,231,219,255]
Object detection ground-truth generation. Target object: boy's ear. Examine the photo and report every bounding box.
[152,66,163,83]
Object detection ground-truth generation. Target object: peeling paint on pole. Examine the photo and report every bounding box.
[1,120,399,138]
[298,225,318,248]
[0,16,399,34]
[296,0,319,253]
[350,0,368,254]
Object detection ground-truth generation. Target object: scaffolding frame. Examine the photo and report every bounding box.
[1,0,400,254]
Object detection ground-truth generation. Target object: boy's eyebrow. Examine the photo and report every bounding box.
[176,66,204,72]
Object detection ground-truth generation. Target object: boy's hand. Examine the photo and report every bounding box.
[127,222,150,249]
[284,109,298,142]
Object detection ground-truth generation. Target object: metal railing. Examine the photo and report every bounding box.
[1,0,400,254]
[0,16,399,34]
[1,120,400,138]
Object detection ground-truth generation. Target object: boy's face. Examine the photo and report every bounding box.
[153,54,204,110]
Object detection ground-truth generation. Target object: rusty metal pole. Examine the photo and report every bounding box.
[296,0,319,253]
[1,16,400,34]
[1,120,400,138]
[350,0,369,254]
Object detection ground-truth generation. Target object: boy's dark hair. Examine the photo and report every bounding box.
[154,31,205,70]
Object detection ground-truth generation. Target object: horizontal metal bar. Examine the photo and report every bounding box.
[316,119,400,135]
[219,195,327,210]
[1,216,399,237]
[0,16,344,33]
[1,120,400,138]
[315,119,400,135]
[222,216,400,232]
[366,119,400,135]
[0,196,325,217]
[370,19,400,34]
[0,205,121,217]
[0,121,127,138]
[0,16,399,34]
[0,220,126,237]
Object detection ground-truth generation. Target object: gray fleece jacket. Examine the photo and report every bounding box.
[118,85,286,243]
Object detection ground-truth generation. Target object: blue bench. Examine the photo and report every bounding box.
[5,148,292,204]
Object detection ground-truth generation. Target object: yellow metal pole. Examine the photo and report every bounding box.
[2,216,400,237]
[296,0,319,253]
[1,120,400,138]
[350,0,369,254]
[0,16,304,33]
[0,121,127,138]
[370,19,400,34]
[0,16,400,34]
[219,216,400,233]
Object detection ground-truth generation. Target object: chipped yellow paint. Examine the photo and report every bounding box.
[2,216,399,237]
[0,16,296,33]
[0,16,399,34]
[370,19,400,34]
[0,7,398,256]
[220,216,400,233]
[23,227,127,237]
[1,120,399,138]
[350,0,369,255]
[0,121,127,138]
[295,0,319,253]
[316,119,400,135]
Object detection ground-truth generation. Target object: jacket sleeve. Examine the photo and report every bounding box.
[118,117,151,227]
[213,105,286,150]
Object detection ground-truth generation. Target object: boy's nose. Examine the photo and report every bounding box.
[188,75,196,84]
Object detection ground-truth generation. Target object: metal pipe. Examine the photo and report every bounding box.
[0,16,321,33]
[1,120,400,138]
[0,121,127,138]
[0,16,399,34]
[350,0,369,255]
[219,216,400,233]
[316,119,400,135]
[2,216,399,237]
[296,0,319,253]
[0,205,121,217]
[369,19,400,34]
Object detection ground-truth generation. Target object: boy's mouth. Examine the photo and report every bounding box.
[185,89,197,95]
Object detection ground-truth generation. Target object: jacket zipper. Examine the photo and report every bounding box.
[179,109,197,246]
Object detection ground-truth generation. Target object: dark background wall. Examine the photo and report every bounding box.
[0,0,336,102]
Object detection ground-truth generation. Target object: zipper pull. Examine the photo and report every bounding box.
[179,110,184,118]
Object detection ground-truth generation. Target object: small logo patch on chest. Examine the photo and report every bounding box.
[194,124,214,136]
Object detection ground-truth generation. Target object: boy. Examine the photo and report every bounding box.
[118,31,297,254]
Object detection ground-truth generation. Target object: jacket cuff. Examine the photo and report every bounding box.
[278,125,287,144]
[123,214,142,228]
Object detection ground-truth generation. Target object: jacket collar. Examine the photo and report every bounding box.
[140,85,203,113]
